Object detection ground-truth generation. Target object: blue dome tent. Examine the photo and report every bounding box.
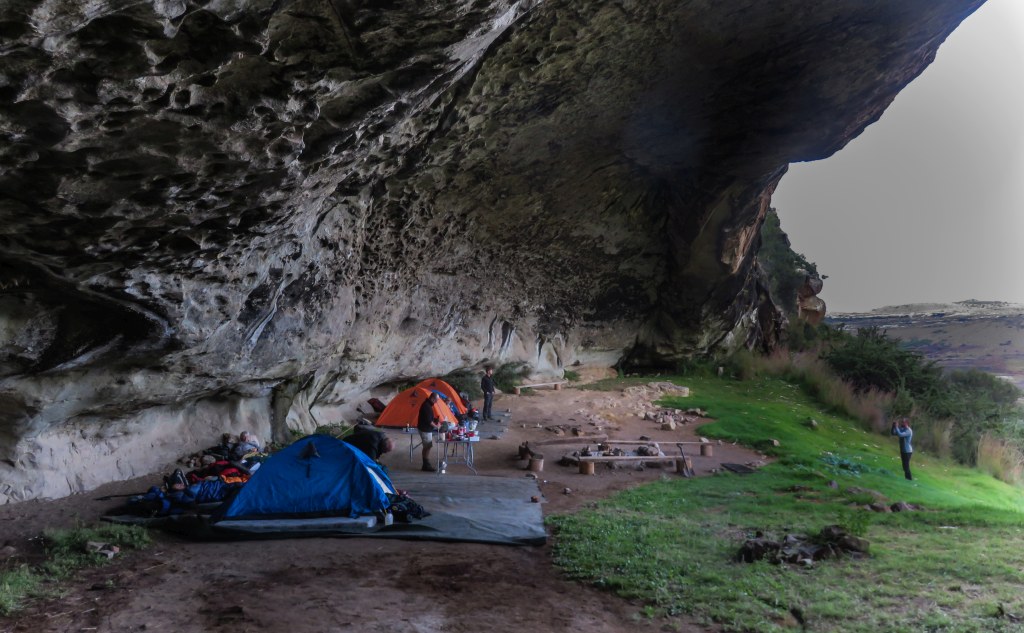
[219,434,395,520]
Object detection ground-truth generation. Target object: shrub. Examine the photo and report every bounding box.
[494,362,531,393]
[889,388,915,418]
[442,369,483,399]
[823,327,944,395]
[784,319,825,352]
[937,371,1022,466]
[563,369,580,382]
[911,416,953,460]
[673,357,717,377]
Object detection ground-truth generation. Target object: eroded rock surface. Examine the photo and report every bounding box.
[0,0,983,500]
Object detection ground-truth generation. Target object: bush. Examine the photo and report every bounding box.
[722,349,760,381]
[932,370,1022,466]
[493,362,531,393]
[674,356,719,377]
[784,319,825,353]
[911,416,953,459]
[442,369,483,399]
[823,327,944,395]
[563,369,580,382]
[889,388,915,418]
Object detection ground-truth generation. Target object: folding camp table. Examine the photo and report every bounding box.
[438,434,479,474]
[401,427,439,462]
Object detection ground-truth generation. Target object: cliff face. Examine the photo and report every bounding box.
[0,0,982,501]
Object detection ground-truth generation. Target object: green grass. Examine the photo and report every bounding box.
[549,375,1024,632]
[0,524,150,616]
[0,567,41,616]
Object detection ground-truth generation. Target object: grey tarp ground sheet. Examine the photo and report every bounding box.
[477,410,511,439]
[103,473,546,546]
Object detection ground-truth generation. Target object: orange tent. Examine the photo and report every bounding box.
[375,386,459,428]
[416,378,469,415]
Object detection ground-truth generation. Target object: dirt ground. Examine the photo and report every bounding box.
[0,380,767,633]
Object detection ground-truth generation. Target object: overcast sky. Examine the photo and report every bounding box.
[773,0,1024,314]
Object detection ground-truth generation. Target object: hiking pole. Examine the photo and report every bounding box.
[676,443,696,478]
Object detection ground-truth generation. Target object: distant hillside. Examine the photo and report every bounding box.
[827,301,1024,389]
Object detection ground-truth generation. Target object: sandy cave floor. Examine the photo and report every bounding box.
[0,382,768,633]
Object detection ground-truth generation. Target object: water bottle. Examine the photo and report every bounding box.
[440,460,447,474]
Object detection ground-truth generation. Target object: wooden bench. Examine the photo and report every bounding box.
[592,439,716,456]
[513,381,568,395]
[576,454,693,475]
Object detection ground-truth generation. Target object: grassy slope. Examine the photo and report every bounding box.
[550,376,1024,633]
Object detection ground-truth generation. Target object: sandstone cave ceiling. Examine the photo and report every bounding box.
[0,0,983,432]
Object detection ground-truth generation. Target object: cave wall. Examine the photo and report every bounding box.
[0,0,983,500]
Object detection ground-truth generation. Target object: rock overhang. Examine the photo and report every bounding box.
[0,0,985,500]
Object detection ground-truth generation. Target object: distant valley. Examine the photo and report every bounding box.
[827,300,1024,390]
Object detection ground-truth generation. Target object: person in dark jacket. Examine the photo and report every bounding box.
[344,426,394,463]
[890,417,914,480]
[417,392,444,471]
[481,366,496,421]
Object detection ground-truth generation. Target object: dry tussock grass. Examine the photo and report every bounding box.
[976,433,1024,485]
[749,351,893,432]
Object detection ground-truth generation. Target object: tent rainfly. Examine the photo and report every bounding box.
[375,386,459,428]
[218,434,395,520]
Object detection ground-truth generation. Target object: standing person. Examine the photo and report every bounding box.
[418,392,443,471]
[890,417,914,480]
[481,366,496,421]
